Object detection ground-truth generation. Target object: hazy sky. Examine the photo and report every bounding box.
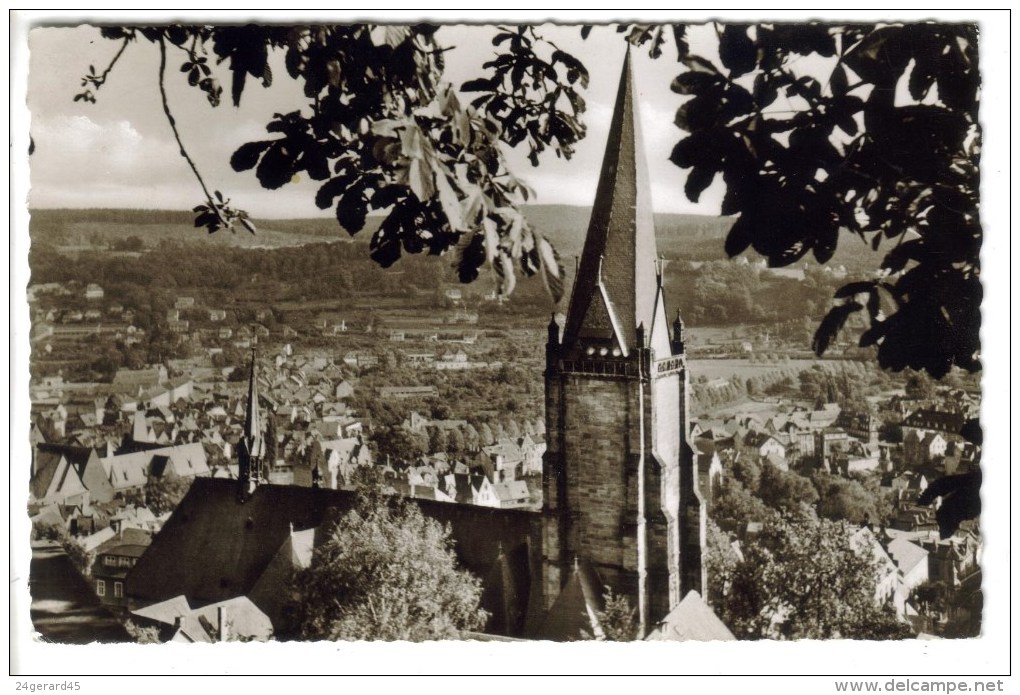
[27,23,725,217]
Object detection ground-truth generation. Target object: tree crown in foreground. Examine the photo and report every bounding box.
[707,508,913,640]
[292,491,487,641]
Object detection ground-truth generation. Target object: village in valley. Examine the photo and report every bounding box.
[22,22,985,649]
[26,215,982,642]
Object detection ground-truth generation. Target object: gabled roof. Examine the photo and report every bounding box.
[534,560,604,641]
[166,443,211,477]
[30,447,90,502]
[36,444,95,477]
[30,450,64,500]
[131,595,192,624]
[645,590,736,641]
[321,437,368,466]
[30,503,66,528]
[484,438,524,462]
[96,542,150,559]
[135,595,273,643]
[79,526,118,553]
[245,528,318,627]
[743,430,781,450]
[851,526,898,578]
[886,536,929,575]
[902,409,966,435]
[492,480,530,503]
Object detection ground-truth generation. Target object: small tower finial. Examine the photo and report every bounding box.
[547,313,561,348]
[672,308,686,355]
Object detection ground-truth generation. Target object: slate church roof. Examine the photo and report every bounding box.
[126,477,544,638]
[562,49,661,354]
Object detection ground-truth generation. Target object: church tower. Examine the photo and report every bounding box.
[542,50,706,636]
[237,346,265,501]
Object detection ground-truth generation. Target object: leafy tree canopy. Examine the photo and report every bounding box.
[709,507,912,640]
[78,21,980,378]
[758,462,819,514]
[812,472,884,525]
[595,588,639,641]
[143,475,194,516]
[291,492,487,641]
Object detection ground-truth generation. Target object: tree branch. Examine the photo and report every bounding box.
[96,36,132,88]
[75,35,133,103]
[157,36,220,224]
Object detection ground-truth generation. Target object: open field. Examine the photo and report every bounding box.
[686,325,756,346]
[688,357,821,381]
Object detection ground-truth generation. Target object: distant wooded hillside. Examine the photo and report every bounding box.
[28,205,880,271]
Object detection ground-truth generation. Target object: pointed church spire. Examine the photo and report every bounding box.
[562,48,660,353]
[243,347,264,458]
[238,345,264,499]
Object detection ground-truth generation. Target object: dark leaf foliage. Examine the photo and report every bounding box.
[82,23,584,304]
[812,300,863,355]
[918,470,982,539]
[669,22,981,378]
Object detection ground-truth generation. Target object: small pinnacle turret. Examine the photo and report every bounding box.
[672,308,686,354]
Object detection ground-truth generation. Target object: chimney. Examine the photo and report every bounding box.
[217,605,229,642]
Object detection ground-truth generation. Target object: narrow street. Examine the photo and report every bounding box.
[29,542,131,644]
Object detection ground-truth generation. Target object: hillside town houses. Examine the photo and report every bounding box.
[30,340,979,638]
[29,333,551,552]
[685,385,981,635]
